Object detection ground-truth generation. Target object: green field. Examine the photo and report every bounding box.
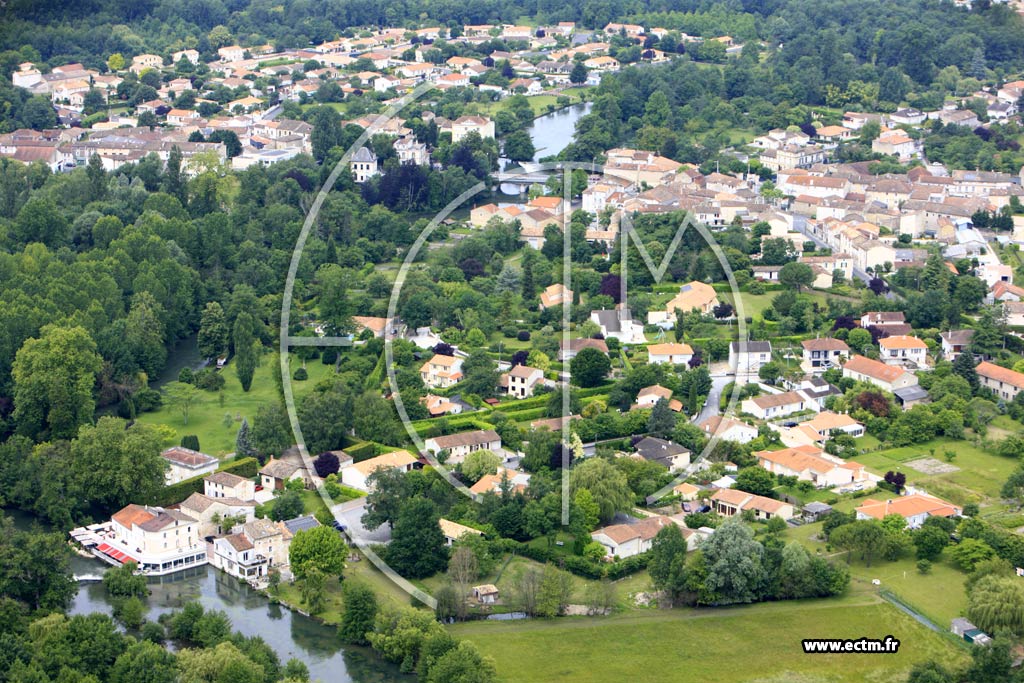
[452,595,965,683]
[854,437,1017,506]
[135,351,332,456]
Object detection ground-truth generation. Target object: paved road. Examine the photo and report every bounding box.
[332,498,391,547]
[693,373,733,424]
[792,215,899,300]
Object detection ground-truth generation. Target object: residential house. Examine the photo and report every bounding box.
[647,343,694,365]
[420,353,464,389]
[632,437,690,472]
[729,341,772,377]
[878,335,929,369]
[218,45,246,62]
[503,365,544,399]
[674,482,701,501]
[842,355,919,392]
[801,337,850,373]
[710,489,794,521]
[161,446,218,484]
[340,450,418,491]
[423,430,502,464]
[939,330,974,361]
[352,315,401,338]
[635,385,679,411]
[350,146,379,183]
[539,283,572,310]
[211,518,294,580]
[422,394,463,417]
[649,281,718,324]
[98,504,206,575]
[872,130,918,160]
[259,459,308,492]
[590,309,646,344]
[469,467,531,496]
[452,116,495,142]
[698,415,760,444]
[860,311,906,329]
[604,148,682,187]
[130,54,163,74]
[976,361,1024,402]
[439,518,483,546]
[590,515,675,559]
[172,49,200,64]
[558,337,608,361]
[178,492,256,538]
[755,445,864,489]
[799,411,865,439]
[855,493,960,529]
[741,391,813,420]
[205,471,256,501]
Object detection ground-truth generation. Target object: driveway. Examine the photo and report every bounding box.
[332,498,391,547]
[693,372,733,424]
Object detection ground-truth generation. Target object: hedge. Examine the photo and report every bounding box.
[344,441,381,462]
[491,538,648,580]
[145,456,260,507]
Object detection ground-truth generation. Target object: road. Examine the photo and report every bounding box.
[332,498,391,547]
[693,372,733,424]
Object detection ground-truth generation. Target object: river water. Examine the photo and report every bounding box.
[529,101,593,162]
[5,509,404,683]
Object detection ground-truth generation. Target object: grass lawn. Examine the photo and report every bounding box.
[136,351,332,456]
[451,594,966,683]
[854,437,1017,506]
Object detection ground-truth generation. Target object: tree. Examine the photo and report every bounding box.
[198,302,229,360]
[503,130,536,162]
[252,403,293,462]
[110,640,177,683]
[310,106,343,162]
[536,564,575,617]
[71,417,166,512]
[951,538,995,572]
[313,451,340,477]
[758,237,798,266]
[103,562,148,597]
[318,264,353,335]
[461,449,501,483]
[569,458,633,524]
[338,582,377,645]
[0,517,76,611]
[952,349,979,390]
[967,575,1024,636]
[13,324,102,441]
[570,347,611,388]
[734,467,777,498]
[270,489,304,521]
[648,524,690,605]
[700,517,765,605]
[107,53,126,72]
[235,419,256,460]
[830,520,886,566]
[387,498,448,578]
[570,61,588,85]
[647,398,676,438]
[289,525,347,579]
[758,361,783,385]
[778,262,814,292]
[912,525,950,561]
[233,312,258,392]
[362,467,410,530]
[162,381,201,425]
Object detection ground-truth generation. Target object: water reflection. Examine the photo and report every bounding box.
[70,563,405,683]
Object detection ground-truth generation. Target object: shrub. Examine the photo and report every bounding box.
[133,388,162,412]
[293,367,308,381]
[193,368,225,391]
[181,435,200,451]
[178,367,195,384]
[517,330,531,342]
[917,559,932,574]
[321,349,338,364]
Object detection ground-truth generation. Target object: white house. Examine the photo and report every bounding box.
[729,341,772,378]
[98,504,207,576]
[503,365,544,399]
[755,445,865,489]
[710,489,794,521]
[590,309,646,344]
[590,516,675,559]
[420,353,464,389]
[842,355,919,392]
[647,343,694,365]
[878,335,929,369]
[340,450,418,491]
[855,493,960,529]
[161,446,218,484]
[204,471,256,501]
[976,361,1024,402]
[350,146,379,183]
[801,337,849,373]
[211,518,294,581]
[741,390,814,420]
[439,518,483,546]
[631,437,690,472]
[698,415,759,444]
[423,430,502,464]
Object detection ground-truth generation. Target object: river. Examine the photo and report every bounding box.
[5,509,405,683]
[528,101,593,162]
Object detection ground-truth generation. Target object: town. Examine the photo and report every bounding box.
[5,2,1024,682]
